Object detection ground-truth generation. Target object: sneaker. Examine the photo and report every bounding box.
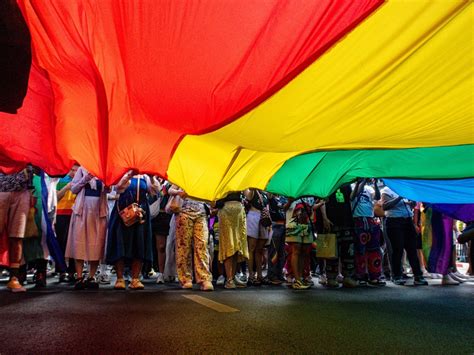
[269,278,283,285]
[413,276,428,286]
[85,276,99,289]
[318,274,327,285]
[114,278,126,290]
[224,279,236,289]
[1,269,9,277]
[448,272,465,283]
[453,271,470,280]
[240,274,248,283]
[200,281,214,291]
[442,274,460,286]
[392,277,406,286]
[7,277,26,293]
[129,278,145,290]
[234,276,247,288]
[34,272,47,288]
[181,281,193,289]
[368,279,386,287]
[336,274,344,284]
[156,272,165,284]
[292,279,310,290]
[358,280,368,286]
[216,275,226,286]
[98,273,111,285]
[147,269,157,278]
[304,276,314,286]
[342,277,358,288]
[58,273,68,283]
[325,279,339,288]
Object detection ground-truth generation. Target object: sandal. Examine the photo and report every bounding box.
[114,278,126,290]
[129,278,145,290]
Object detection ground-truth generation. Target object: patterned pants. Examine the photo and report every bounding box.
[354,217,382,281]
[175,212,212,284]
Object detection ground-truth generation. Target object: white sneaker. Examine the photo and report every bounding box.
[216,275,225,286]
[234,276,247,288]
[431,273,442,279]
[98,273,111,284]
[336,274,344,284]
[156,272,165,284]
[442,274,460,286]
[454,271,470,280]
[318,274,327,285]
[448,272,465,283]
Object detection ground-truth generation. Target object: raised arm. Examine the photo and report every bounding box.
[116,170,134,194]
[70,168,93,194]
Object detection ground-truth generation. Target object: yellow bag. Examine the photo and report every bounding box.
[315,233,338,259]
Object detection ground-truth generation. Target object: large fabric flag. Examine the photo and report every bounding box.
[0,0,472,201]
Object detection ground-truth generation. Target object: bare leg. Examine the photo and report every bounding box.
[131,259,143,279]
[89,260,99,278]
[255,239,267,280]
[247,237,257,280]
[156,234,167,274]
[75,259,84,279]
[291,243,302,281]
[115,259,124,279]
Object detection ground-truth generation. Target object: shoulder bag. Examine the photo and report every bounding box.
[118,176,145,227]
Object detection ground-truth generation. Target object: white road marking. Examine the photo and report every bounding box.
[182,295,239,313]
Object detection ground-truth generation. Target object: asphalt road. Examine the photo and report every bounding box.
[0,277,473,354]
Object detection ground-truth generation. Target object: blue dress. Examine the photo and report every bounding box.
[106,177,153,264]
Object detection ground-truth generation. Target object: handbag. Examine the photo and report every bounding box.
[165,194,183,214]
[315,233,338,259]
[119,176,145,227]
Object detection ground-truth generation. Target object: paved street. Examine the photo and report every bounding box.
[1,276,473,354]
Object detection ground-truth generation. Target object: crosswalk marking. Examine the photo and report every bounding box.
[182,295,239,313]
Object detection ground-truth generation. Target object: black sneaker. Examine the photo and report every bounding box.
[368,279,386,287]
[85,277,99,289]
[414,276,428,286]
[392,277,406,285]
[34,272,47,288]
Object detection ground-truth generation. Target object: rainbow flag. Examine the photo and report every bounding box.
[0,1,472,202]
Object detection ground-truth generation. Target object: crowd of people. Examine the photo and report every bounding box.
[0,166,473,293]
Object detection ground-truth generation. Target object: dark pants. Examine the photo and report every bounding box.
[267,223,286,280]
[56,214,74,274]
[326,228,355,280]
[386,217,422,278]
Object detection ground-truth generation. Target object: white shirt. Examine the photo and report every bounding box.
[380,186,413,218]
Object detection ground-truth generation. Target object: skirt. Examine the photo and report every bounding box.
[218,201,249,262]
[246,210,271,239]
[65,197,107,261]
[106,203,153,264]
